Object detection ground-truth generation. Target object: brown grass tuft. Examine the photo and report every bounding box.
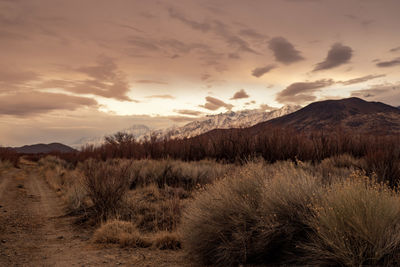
[93,220,151,248]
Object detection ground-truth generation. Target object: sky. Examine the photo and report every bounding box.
[1,0,400,146]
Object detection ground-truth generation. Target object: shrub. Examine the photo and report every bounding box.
[82,159,131,220]
[93,220,151,248]
[303,171,400,266]
[127,184,184,232]
[181,161,321,266]
[129,159,231,190]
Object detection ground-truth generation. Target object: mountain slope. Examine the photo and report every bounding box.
[13,143,76,154]
[153,105,301,139]
[250,97,400,134]
[71,105,301,148]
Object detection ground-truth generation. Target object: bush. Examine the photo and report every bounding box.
[82,159,131,220]
[303,171,400,266]
[93,220,151,248]
[128,159,231,190]
[181,161,321,266]
[127,184,184,232]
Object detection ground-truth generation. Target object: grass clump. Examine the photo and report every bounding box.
[181,161,321,266]
[304,171,400,266]
[93,220,151,248]
[152,231,181,250]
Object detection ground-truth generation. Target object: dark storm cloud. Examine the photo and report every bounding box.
[200,96,233,111]
[174,109,203,116]
[251,65,277,78]
[145,94,175,99]
[276,79,334,104]
[268,37,304,64]
[313,43,353,71]
[0,91,97,116]
[339,74,386,85]
[376,57,400,67]
[230,89,249,100]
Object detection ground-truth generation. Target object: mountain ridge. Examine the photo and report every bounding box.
[12,143,76,154]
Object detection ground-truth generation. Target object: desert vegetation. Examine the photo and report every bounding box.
[2,129,400,266]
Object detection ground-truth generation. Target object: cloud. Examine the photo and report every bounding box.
[168,7,211,32]
[268,37,304,64]
[376,57,400,67]
[136,80,168,85]
[174,109,203,116]
[126,36,160,51]
[276,79,334,104]
[0,91,97,116]
[0,69,40,92]
[313,43,353,71]
[338,74,386,85]
[350,82,400,105]
[238,28,268,40]
[259,103,276,111]
[251,64,277,78]
[145,94,175,99]
[390,46,400,53]
[230,89,249,100]
[42,56,132,101]
[213,20,258,54]
[167,9,258,55]
[200,96,233,111]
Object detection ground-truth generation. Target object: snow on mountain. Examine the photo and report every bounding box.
[152,105,301,139]
[71,105,301,148]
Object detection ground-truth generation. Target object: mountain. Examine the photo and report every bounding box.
[13,143,76,154]
[71,105,301,148]
[153,105,301,139]
[250,97,400,135]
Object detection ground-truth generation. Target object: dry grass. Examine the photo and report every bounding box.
[93,220,151,248]
[181,161,322,266]
[303,171,400,266]
[152,231,181,250]
[128,159,232,190]
[38,155,400,265]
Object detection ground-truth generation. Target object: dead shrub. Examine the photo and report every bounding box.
[82,159,131,220]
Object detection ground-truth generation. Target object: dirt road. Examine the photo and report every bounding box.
[0,163,190,267]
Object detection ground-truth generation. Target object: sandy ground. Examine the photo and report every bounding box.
[0,162,193,267]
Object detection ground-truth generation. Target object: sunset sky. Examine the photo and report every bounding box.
[1,0,400,146]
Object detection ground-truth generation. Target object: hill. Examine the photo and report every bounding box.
[13,143,76,154]
[249,97,400,135]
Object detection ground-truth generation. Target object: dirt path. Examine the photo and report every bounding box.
[0,164,192,267]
